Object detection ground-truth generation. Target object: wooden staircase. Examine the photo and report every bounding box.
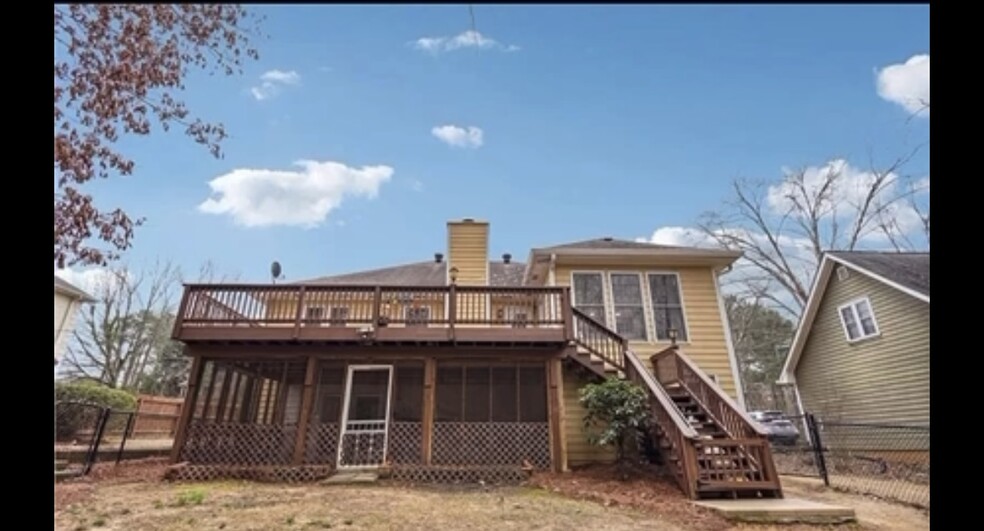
[568,308,782,500]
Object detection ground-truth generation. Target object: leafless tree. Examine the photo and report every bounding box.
[55,5,261,268]
[699,147,928,316]
[63,260,181,389]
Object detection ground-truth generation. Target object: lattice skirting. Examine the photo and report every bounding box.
[181,422,297,465]
[166,464,334,483]
[433,422,551,469]
[304,423,340,464]
[388,422,423,465]
[390,465,531,484]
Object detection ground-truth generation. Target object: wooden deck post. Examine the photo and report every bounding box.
[561,288,574,342]
[292,356,319,465]
[546,355,568,472]
[421,357,437,465]
[170,354,203,463]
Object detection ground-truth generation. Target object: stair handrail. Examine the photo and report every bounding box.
[571,307,626,371]
[652,347,768,438]
[625,349,699,439]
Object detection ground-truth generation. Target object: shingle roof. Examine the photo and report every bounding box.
[299,260,527,287]
[827,251,930,298]
[538,238,680,250]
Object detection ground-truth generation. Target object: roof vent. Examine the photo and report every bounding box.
[434,253,444,263]
[602,237,614,242]
[836,265,850,281]
[502,253,512,264]
[462,218,475,223]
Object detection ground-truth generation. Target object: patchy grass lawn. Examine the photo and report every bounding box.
[55,460,928,531]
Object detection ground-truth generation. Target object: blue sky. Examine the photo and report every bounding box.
[59,4,930,286]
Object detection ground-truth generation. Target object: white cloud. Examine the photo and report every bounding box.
[198,160,394,228]
[876,54,929,116]
[431,124,484,148]
[251,69,302,101]
[412,30,520,54]
[640,227,715,248]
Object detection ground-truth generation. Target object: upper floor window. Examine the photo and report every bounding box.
[572,272,607,326]
[609,273,647,340]
[838,298,879,342]
[328,307,349,327]
[648,273,689,342]
[305,306,325,322]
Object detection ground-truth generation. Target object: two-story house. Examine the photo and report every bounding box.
[168,218,782,499]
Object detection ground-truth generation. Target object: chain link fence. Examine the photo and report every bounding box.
[768,411,929,510]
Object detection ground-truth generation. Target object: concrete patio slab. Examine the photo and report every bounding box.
[322,471,380,485]
[695,497,856,524]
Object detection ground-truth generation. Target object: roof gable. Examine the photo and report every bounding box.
[779,251,930,384]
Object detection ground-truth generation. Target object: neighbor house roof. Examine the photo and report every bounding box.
[826,251,930,299]
[778,251,930,384]
[298,260,527,287]
[54,275,96,302]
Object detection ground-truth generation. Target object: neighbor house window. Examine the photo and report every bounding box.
[572,272,607,325]
[609,273,647,340]
[838,298,879,341]
[648,273,689,342]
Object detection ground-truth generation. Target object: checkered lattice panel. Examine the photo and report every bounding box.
[180,422,297,465]
[432,422,550,469]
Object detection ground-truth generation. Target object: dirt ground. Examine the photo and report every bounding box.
[54,460,930,531]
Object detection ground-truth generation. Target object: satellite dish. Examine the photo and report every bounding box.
[271,261,282,282]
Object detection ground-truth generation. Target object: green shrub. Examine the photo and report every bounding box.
[55,381,136,440]
[579,378,650,464]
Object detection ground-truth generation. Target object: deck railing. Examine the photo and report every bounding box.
[173,284,569,339]
[571,308,626,370]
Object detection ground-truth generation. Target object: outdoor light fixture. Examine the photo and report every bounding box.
[449,266,459,284]
[668,328,678,345]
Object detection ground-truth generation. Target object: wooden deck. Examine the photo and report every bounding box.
[172,284,574,346]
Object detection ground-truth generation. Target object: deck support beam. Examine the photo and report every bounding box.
[170,353,203,463]
[421,357,436,465]
[292,355,319,464]
[547,355,567,472]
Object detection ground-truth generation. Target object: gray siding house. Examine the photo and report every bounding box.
[778,252,929,426]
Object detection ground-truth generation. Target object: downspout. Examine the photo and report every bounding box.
[713,265,747,410]
[547,253,557,286]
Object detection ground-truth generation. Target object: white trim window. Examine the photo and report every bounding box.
[648,273,689,342]
[838,297,879,342]
[572,272,607,326]
[328,306,349,327]
[609,273,648,341]
[305,305,325,322]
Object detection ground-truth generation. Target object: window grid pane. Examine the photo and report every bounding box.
[573,273,607,327]
[855,300,878,336]
[648,274,688,341]
[610,274,646,340]
[840,306,861,340]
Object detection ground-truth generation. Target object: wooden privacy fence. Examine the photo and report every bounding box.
[132,395,183,439]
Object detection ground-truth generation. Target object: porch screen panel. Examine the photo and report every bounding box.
[393,363,424,422]
[464,367,491,422]
[518,366,547,422]
[432,362,551,470]
[389,363,424,465]
[305,363,344,464]
[491,367,518,421]
[436,366,464,421]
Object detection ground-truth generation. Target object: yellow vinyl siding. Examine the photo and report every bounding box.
[554,264,738,399]
[795,268,930,427]
[563,365,616,466]
[447,220,489,286]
